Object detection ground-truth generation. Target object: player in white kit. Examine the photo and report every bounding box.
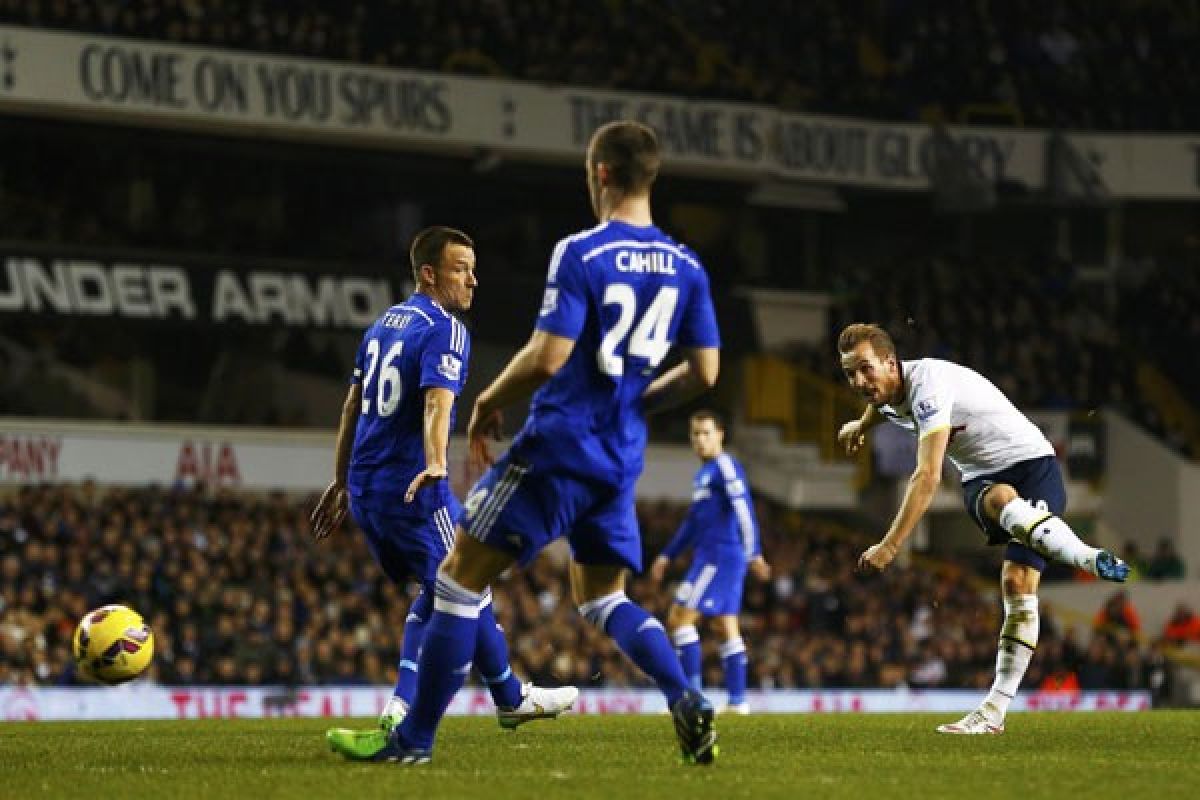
[836,323,1127,735]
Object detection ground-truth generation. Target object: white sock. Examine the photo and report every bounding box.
[381,695,408,726]
[998,498,1100,572]
[983,593,1039,719]
[671,625,700,648]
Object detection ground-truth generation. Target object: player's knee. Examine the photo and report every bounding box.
[713,616,740,641]
[438,532,515,593]
[1001,563,1039,596]
[982,483,1018,521]
[666,604,693,630]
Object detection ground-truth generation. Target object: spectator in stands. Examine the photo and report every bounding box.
[1146,538,1186,580]
[1162,603,1200,644]
[1040,666,1080,692]
[1093,590,1142,636]
[1077,636,1115,689]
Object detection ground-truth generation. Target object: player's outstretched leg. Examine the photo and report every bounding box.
[997,497,1128,581]
[580,590,718,764]
[475,593,579,729]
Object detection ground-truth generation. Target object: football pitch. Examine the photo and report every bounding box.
[2,713,1198,799]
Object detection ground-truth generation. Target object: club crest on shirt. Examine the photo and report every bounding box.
[438,353,462,382]
[914,398,940,422]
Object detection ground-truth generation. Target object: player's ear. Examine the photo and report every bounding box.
[419,262,437,286]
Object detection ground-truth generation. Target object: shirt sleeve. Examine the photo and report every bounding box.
[419,317,470,395]
[909,367,955,438]
[676,265,721,349]
[351,332,369,385]
[534,237,587,341]
[661,504,703,559]
[717,455,760,559]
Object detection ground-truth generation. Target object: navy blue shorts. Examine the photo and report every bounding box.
[461,451,642,572]
[962,455,1065,572]
[349,494,461,585]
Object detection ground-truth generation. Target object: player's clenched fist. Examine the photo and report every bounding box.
[857,541,897,573]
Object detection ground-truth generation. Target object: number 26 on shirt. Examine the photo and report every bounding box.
[360,338,403,417]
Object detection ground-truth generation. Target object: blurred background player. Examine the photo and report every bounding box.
[379,120,723,765]
[310,226,577,759]
[837,322,1129,735]
[650,410,770,714]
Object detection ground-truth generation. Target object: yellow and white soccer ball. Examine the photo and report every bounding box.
[73,605,155,685]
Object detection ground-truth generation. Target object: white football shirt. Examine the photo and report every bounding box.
[878,359,1055,482]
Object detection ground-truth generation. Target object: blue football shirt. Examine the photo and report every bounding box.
[513,219,720,487]
[347,292,470,515]
[662,453,761,563]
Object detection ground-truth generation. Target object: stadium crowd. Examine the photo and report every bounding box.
[0,483,1173,700]
[2,0,1198,129]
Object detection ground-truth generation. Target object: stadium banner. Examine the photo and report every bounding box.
[0,420,697,497]
[0,686,1152,721]
[0,250,393,328]
[0,421,333,488]
[1,26,1197,196]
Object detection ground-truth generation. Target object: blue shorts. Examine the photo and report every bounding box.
[349,494,461,585]
[962,455,1065,572]
[461,451,642,571]
[673,558,747,616]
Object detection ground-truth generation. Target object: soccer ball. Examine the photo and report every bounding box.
[73,605,154,685]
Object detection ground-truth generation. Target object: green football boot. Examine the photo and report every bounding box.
[326,698,407,760]
[326,726,391,761]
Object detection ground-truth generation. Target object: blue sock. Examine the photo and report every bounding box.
[475,593,523,709]
[396,572,482,751]
[580,592,689,707]
[394,588,432,705]
[671,624,703,691]
[721,637,748,705]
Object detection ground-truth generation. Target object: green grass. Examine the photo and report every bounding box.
[2,713,1198,799]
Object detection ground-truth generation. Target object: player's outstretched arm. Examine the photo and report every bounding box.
[858,426,950,572]
[405,387,455,503]
[312,383,361,539]
[642,347,720,415]
[468,330,574,468]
